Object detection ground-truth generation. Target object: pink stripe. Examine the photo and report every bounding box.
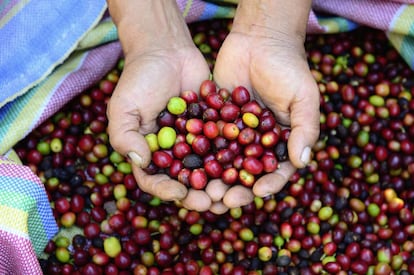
[0,160,44,187]
[307,10,326,34]
[186,1,208,23]
[35,41,122,128]
[0,0,20,21]
[175,0,208,23]
[313,0,402,31]
[0,230,42,274]
[176,0,187,14]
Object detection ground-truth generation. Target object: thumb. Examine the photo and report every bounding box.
[133,166,188,201]
[288,84,320,168]
[107,96,152,168]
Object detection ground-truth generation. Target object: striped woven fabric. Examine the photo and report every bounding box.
[0,156,58,274]
[0,0,413,273]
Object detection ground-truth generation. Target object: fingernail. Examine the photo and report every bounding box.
[127,152,143,167]
[300,146,311,165]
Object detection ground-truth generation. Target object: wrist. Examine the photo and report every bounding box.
[108,0,193,56]
[232,0,311,45]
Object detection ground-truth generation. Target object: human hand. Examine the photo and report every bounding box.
[212,26,320,208]
[107,1,215,209]
[107,46,253,214]
[106,0,251,214]
[189,0,318,213]
[108,43,213,199]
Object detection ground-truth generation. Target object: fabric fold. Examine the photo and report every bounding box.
[0,0,107,109]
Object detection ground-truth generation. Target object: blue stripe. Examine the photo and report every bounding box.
[199,3,220,20]
[0,101,12,122]
[345,19,359,32]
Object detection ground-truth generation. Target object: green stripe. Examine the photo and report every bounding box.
[78,20,118,49]
[318,17,346,33]
[0,190,35,210]
[0,190,49,255]
[399,35,414,68]
[183,0,194,18]
[0,0,30,29]
[212,5,235,19]
[388,6,414,69]
[319,16,355,33]
[100,24,119,45]
[390,6,414,36]
[398,12,414,52]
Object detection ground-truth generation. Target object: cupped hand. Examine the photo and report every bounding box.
[107,0,233,213]
[107,42,251,214]
[107,43,213,206]
[212,31,320,207]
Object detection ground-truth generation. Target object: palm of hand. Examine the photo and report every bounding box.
[108,47,210,137]
[107,46,215,208]
[213,32,320,200]
[214,32,316,117]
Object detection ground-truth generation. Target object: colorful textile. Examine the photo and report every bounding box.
[0,0,414,273]
[0,156,57,274]
[0,0,108,109]
[311,0,414,69]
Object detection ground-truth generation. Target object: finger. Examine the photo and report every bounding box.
[107,94,152,168]
[205,179,230,202]
[209,202,229,215]
[252,161,296,197]
[181,189,212,212]
[223,185,254,209]
[288,79,320,168]
[133,166,187,201]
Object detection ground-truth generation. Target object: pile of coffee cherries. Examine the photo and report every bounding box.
[144,80,287,190]
[12,18,414,274]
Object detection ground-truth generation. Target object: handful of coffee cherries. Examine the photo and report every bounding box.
[144,80,290,190]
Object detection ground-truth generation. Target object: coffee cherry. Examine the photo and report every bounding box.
[222,167,238,185]
[242,157,264,175]
[242,113,259,128]
[180,90,198,104]
[157,127,177,149]
[199,79,217,99]
[189,169,208,190]
[145,133,159,152]
[167,96,187,115]
[220,103,240,122]
[222,123,240,140]
[231,86,250,106]
[191,135,211,156]
[204,160,223,178]
[203,121,219,139]
[152,151,173,168]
